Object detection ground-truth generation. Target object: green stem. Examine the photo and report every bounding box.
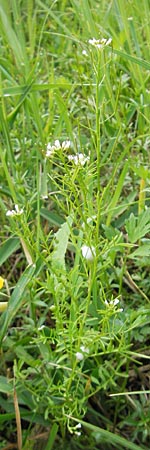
[0,147,17,203]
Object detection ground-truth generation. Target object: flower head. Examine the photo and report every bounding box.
[89,37,112,49]
[81,244,96,261]
[111,298,119,306]
[105,298,123,312]
[76,345,90,362]
[68,153,90,166]
[68,422,82,437]
[62,140,71,150]
[82,49,88,56]
[76,423,81,429]
[80,345,89,354]
[76,352,84,361]
[46,140,71,157]
[6,204,23,217]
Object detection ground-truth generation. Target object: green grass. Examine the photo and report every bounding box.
[0,0,150,449]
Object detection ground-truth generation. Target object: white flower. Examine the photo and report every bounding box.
[46,140,71,157]
[6,204,23,217]
[105,298,119,307]
[68,153,90,166]
[68,422,82,436]
[46,143,55,157]
[62,140,71,150]
[46,140,60,157]
[80,345,89,354]
[6,211,16,217]
[82,49,88,56]
[81,244,96,261]
[86,215,96,224]
[89,37,112,49]
[110,298,119,306]
[46,150,53,157]
[76,423,81,429]
[76,352,84,361]
[54,140,61,149]
[143,137,150,151]
[47,143,52,151]
[38,325,45,330]
[105,298,123,311]
[46,147,55,158]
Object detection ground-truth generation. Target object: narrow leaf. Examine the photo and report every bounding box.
[0,237,20,266]
[0,264,35,344]
[113,48,150,71]
[45,423,58,450]
[0,4,24,68]
[40,208,64,227]
[7,80,34,126]
[106,160,129,226]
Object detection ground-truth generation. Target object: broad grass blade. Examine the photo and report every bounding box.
[0,237,20,266]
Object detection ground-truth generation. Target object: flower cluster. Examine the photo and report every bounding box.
[76,345,90,361]
[68,153,90,166]
[89,37,112,49]
[6,204,23,217]
[46,139,71,157]
[68,422,82,437]
[105,298,123,312]
[74,423,81,437]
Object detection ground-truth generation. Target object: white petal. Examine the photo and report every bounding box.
[76,352,84,361]
[81,244,96,261]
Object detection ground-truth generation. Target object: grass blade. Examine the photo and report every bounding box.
[0,237,20,266]
[40,208,64,227]
[0,264,35,345]
[113,48,150,71]
[0,3,24,68]
[66,416,146,450]
[7,80,35,126]
[106,160,129,226]
[45,423,58,450]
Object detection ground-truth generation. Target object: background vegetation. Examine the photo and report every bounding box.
[0,0,150,449]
